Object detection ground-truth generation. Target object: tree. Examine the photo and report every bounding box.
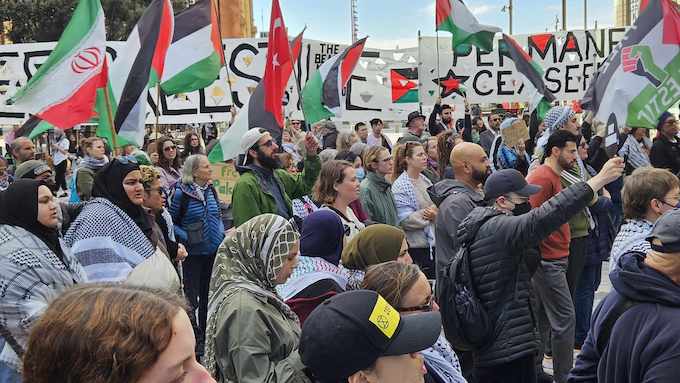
[0,0,189,43]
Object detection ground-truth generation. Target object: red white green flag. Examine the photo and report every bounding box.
[8,0,107,129]
[436,0,501,53]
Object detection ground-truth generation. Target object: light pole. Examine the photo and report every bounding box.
[350,0,359,43]
[584,0,588,29]
[562,0,567,30]
[501,0,513,35]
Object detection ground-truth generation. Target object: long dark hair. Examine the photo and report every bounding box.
[156,136,181,171]
[181,132,203,159]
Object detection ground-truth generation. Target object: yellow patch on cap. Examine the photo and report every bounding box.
[368,295,400,338]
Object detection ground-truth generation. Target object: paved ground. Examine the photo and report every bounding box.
[542,261,612,376]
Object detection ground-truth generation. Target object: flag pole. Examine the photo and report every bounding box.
[213,0,236,116]
[436,30,441,99]
[155,84,161,140]
[103,84,119,151]
[287,27,307,128]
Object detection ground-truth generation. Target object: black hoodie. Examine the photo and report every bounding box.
[570,252,680,383]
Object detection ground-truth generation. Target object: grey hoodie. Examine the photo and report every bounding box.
[428,179,485,277]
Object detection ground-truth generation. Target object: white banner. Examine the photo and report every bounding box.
[0,28,628,126]
[0,38,420,126]
[418,28,629,105]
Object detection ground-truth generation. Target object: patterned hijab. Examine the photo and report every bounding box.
[204,214,301,377]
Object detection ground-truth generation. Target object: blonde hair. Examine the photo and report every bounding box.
[363,146,390,173]
[336,131,358,152]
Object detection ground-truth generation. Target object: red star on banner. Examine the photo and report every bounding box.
[433,69,469,98]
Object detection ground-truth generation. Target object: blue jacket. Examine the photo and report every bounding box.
[569,253,680,382]
[584,196,616,266]
[169,183,224,256]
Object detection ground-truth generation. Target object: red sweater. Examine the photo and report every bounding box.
[526,165,571,260]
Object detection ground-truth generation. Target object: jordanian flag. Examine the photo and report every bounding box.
[208,1,304,163]
[500,33,555,119]
[8,0,106,129]
[160,0,224,94]
[582,0,680,150]
[436,0,501,52]
[302,37,367,125]
[96,0,174,147]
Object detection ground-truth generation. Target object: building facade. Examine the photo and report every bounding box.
[616,0,679,26]
[216,0,256,38]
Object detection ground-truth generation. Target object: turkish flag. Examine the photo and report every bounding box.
[263,0,292,128]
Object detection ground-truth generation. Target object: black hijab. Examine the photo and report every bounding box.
[0,179,64,260]
[92,159,155,244]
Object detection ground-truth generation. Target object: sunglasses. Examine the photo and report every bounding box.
[259,139,275,148]
[164,145,176,151]
[398,295,434,313]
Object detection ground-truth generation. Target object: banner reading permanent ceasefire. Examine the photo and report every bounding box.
[0,28,628,125]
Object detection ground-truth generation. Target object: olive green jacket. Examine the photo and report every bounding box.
[213,289,310,383]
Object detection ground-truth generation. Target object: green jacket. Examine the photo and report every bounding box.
[359,172,398,226]
[232,156,321,227]
[214,290,310,383]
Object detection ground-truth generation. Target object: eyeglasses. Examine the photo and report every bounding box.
[398,295,434,313]
[117,155,138,165]
[164,145,176,151]
[665,120,679,125]
[659,199,680,209]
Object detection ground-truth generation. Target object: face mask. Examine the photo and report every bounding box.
[355,167,366,182]
[512,202,532,216]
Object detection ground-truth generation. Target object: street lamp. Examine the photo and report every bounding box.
[501,0,513,35]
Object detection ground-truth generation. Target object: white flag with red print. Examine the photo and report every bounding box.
[7,0,107,129]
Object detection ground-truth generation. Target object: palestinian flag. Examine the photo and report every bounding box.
[95,0,174,148]
[7,115,54,144]
[208,23,305,164]
[582,0,680,152]
[436,0,501,52]
[8,0,107,129]
[302,37,368,124]
[160,0,224,95]
[391,68,419,103]
[500,33,555,119]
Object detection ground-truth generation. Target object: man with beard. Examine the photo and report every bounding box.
[8,137,36,175]
[525,130,581,383]
[427,142,490,380]
[232,127,321,227]
[428,103,454,136]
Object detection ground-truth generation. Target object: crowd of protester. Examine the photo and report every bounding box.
[0,102,678,383]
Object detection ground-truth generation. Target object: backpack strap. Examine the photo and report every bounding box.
[178,188,190,221]
[595,298,638,355]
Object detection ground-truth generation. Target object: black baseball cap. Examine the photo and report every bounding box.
[647,209,680,253]
[300,290,441,382]
[484,169,541,201]
[407,111,426,127]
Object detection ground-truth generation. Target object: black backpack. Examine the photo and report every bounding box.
[437,214,520,352]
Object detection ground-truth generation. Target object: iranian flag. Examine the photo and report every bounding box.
[582,0,680,151]
[500,33,555,119]
[208,0,304,163]
[8,0,106,129]
[95,0,174,148]
[302,37,367,125]
[160,0,225,95]
[436,0,501,52]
